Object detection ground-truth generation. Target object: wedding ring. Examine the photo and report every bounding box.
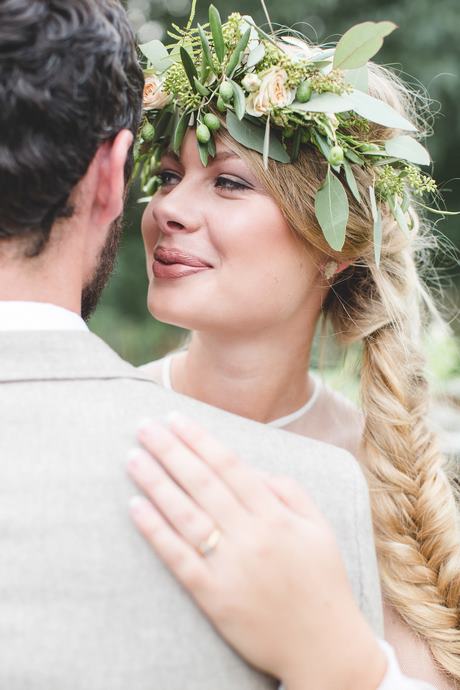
[197,528,221,558]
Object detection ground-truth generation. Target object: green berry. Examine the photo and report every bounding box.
[296,80,312,103]
[328,145,344,166]
[196,123,211,144]
[216,96,227,112]
[141,122,155,142]
[219,81,234,102]
[359,142,380,153]
[203,113,221,131]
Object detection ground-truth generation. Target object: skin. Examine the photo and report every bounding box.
[128,413,387,690]
[0,130,133,314]
[141,130,330,425]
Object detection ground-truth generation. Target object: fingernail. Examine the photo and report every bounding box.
[167,410,188,428]
[136,417,155,434]
[129,495,147,514]
[127,447,143,469]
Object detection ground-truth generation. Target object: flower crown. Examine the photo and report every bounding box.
[134,1,441,263]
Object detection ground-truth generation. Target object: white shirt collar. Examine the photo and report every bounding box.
[0,301,89,332]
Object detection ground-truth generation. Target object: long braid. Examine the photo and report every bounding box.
[329,233,460,680]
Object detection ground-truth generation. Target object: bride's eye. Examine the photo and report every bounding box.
[158,170,180,187]
[215,176,250,192]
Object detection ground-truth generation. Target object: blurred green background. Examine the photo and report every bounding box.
[90,0,460,382]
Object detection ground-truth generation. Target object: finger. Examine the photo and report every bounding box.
[264,474,324,521]
[166,412,281,516]
[129,495,211,594]
[128,448,217,550]
[137,420,246,530]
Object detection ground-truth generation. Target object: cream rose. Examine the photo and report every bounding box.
[279,36,315,62]
[245,68,296,117]
[143,75,171,111]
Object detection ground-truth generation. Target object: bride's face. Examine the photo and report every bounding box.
[141,130,325,334]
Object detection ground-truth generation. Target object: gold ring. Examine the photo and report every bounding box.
[197,528,221,557]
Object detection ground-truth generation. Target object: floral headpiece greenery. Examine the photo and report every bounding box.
[134,0,442,263]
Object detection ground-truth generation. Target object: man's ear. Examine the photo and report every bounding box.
[89,129,134,226]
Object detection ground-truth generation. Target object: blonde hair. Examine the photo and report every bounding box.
[219,62,460,680]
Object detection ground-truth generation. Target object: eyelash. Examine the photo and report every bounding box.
[158,171,250,193]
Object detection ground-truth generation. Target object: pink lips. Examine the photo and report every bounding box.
[152,247,212,280]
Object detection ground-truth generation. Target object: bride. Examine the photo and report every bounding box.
[129,7,460,689]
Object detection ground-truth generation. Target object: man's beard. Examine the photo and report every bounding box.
[81,215,123,322]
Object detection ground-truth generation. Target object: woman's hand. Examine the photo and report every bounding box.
[127,412,386,690]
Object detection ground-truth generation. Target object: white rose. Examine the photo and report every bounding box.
[245,67,296,117]
[143,75,171,111]
[241,73,261,93]
[279,36,315,62]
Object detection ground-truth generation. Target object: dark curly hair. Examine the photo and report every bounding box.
[0,0,144,256]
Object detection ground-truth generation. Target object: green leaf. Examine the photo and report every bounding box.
[333,21,397,71]
[290,127,302,162]
[180,46,198,90]
[315,168,349,251]
[344,66,369,93]
[246,43,265,68]
[226,28,251,77]
[209,5,225,63]
[313,131,332,159]
[348,90,417,132]
[384,135,430,165]
[368,185,382,266]
[172,111,190,154]
[139,40,173,72]
[230,80,246,120]
[389,196,410,235]
[345,149,364,165]
[292,93,354,114]
[193,77,210,96]
[198,24,215,72]
[208,137,216,158]
[263,116,271,169]
[343,160,362,202]
[197,140,209,166]
[226,111,290,163]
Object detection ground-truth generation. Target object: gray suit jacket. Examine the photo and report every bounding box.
[0,331,382,690]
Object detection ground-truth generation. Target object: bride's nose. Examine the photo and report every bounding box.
[153,183,203,235]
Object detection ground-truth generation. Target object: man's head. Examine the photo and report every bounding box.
[0,0,144,318]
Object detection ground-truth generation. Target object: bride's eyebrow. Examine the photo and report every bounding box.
[163,149,242,165]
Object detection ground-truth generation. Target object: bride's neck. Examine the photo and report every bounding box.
[172,329,313,424]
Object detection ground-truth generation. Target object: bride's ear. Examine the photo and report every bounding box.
[88,129,134,226]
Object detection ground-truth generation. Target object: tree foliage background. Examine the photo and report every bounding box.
[90,0,460,367]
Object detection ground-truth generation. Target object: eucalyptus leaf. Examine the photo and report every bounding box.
[172,111,189,154]
[180,46,198,90]
[313,131,332,159]
[333,21,397,70]
[315,169,349,251]
[230,80,246,120]
[349,90,417,132]
[368,185,382,266]
[263,116,271,170]
[384,135,430,165]
[246,43,265,68]
[344,66,369,93]
[139,40,173,72]
[343,160,362,202]
[389,197,410,235]
[198,24,215,72]
[226,111,290,163]
[226,28,251,77]
[208,137,216,158]
[209,5,225,63]
[292,92,354,114]
[197,140,209,166]
[345,149,364,165]
[290,127,302,162]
